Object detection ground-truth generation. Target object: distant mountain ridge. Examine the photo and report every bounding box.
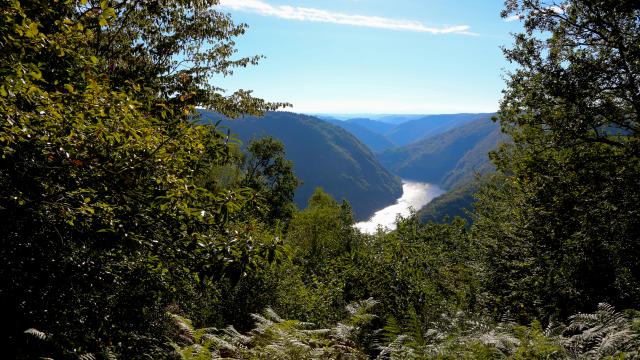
[323,118,396,152]
[376,115,504,190]
[199,110,504,224]
[201,111,403,221]
[346,118,396,133]
[385,113,489,147]
[378,115,507,225]
[319,113,495,152]
[315,112,506,226]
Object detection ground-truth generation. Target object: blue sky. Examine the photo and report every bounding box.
[216,0,523,114]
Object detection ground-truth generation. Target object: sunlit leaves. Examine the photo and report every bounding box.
[0,0,284,357]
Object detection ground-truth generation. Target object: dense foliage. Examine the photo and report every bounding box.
[2,0,639,358]
[473,0,640,322]
[0,0,284,357]
[417,180,478,224]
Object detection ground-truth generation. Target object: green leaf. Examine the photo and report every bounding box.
[28,70,42,80]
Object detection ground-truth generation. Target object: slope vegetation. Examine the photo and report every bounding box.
[377,115,502,189]
[385,113,491,146]
[324,118,396,152]
[210,111,403,220]
[320,113,495,153]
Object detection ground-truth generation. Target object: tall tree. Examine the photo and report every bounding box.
[241,137,300,226]
[474,0,640,321]
[0,0,283,358]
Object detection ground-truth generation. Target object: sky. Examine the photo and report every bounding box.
[215,0,523,115]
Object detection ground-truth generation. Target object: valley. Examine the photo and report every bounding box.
[206,110,504,226]
[201,111,404,221]
[354,180,445,234]
[8,1,639,358]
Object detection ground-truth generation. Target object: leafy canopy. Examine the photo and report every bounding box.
[474,0,640,321]
[0,0,286,358]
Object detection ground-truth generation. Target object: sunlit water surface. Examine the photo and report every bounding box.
[355,181,445,234]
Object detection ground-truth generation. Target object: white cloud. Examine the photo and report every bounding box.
[219,0,474,35]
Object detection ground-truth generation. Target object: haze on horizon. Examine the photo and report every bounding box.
[217,0,522,115]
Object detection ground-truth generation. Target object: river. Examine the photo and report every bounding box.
[354,181,445,234]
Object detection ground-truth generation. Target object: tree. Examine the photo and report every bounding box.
[88,0,286,117]
[0,0,283,358]
[241,137,300,226]
[286,188,357,273]
[474,0,640,321]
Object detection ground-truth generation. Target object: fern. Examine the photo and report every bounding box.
[170,302,375,359]
[23,328,120,360]
[24,328,48,341]
[169,303,640,359]
[381,316,401,345]
[562,303,639,359]
[170,313,197,346]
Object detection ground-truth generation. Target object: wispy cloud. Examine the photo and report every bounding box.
[219,0,474,35]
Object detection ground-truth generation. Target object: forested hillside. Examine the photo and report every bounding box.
[1,0,639,359]
[416,181,478,224]
[206,111,403,221]
[384,113,490,146]
[324,118,396,152]
[345,117,396,134]
[325,114,503,225]
[411,124,509,224]
[377,115,501,188]
[322,113,494,153]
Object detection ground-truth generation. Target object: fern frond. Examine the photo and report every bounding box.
[207,334,239,353]
[24,328,48,341]
[264,307,284,322]
[250,313,275,332]
[544,321,565,337]
[170,313,196,345]
[562,303,639,359]
[102,347,118,360]
[222,325,251,345]
[346,298,378,316]
[478,330,520,353]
